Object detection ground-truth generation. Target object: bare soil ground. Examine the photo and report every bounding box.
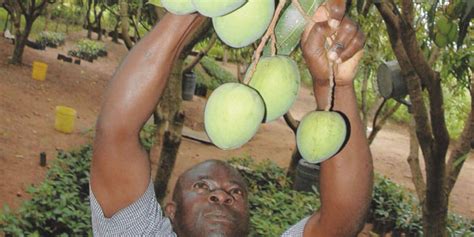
[0,34,472,224]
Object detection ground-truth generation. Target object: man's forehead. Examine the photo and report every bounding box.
[181,160,245,185]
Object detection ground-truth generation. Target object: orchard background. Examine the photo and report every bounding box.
[0,0,472,236]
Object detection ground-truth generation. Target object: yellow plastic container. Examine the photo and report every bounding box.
[55,106,77,134]
[32,61,48,81]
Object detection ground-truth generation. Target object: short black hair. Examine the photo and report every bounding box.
[172,159,248,203]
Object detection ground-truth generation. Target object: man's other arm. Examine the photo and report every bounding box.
[90,14,206,217]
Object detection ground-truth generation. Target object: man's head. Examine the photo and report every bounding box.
[165,160,250,237]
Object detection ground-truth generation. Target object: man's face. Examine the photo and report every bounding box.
[168,161,250,237]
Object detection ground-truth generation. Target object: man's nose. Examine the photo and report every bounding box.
[208,189,234,205]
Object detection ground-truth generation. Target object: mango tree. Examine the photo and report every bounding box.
[370,0,473,235]
[2,0,56,64]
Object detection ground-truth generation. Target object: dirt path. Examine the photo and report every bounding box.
[0,36,472,220]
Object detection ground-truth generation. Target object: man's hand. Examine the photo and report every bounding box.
[298,1,373,237]
[301,0,365,87]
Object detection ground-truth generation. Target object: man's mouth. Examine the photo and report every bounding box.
[203,211,235,223]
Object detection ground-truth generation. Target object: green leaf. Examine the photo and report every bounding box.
[263,0,324,56]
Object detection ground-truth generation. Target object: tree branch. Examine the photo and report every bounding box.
[398,15,450,153]
[183,33,217,73]
[401,0,414,26]
[375,2,434,157]
[445,75,474,194]
[368,100,401,144]
[407,117,426,203]
[283,112,299,134]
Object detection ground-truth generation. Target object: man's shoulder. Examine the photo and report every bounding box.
[90,181,176,236]
[281,216,310,237]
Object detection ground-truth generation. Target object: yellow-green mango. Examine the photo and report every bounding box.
[212,0,274,48]
[161,0,196,15]
[248,56,300,122]
[193,0,247,17]
[296,111,348,163]
[204,83,265,150]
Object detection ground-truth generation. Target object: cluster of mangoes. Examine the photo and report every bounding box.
[161,0,274,48]
[434,15,458,48]
[159,0,348,163]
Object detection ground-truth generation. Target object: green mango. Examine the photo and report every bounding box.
[161,0,195,15]
[204,83,265,150]
[193,0,247,17]
[447,23,458,43]
[296,111,348,163]
[248,56,300,122]
[212,0,274,48]
[434,32,448,48]
[436,15,451,35]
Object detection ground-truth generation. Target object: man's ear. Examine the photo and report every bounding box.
[164,201,177,222]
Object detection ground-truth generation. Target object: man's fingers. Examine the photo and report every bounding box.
[326,0,346,28]
[328,17,358,61]
[337,30,365,63]
[303,21,332,51]
[302,22,331,81]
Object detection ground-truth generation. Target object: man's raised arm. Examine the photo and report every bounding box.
[90,14,206,218]
[301,1,374,236]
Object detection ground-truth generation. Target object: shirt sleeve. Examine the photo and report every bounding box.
[90,180,176,237]
[281,216,310,237]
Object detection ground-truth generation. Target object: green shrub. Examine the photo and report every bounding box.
[1,136,472,236]
[228,157,319,236]
[35,31,66,48]
[0,146,93,236]
[68,39,107,62]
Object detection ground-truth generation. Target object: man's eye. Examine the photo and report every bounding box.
[193,182,209,190]
[230,188,243,196]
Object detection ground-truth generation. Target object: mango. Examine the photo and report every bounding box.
[434,32,448,48]
[447,23,458,43]
[296,111,348,163]
[204,83,265,150]
[436,15,451,35]
[161,0,195,15]
[212,0,274,48]
[248,56,300,122]
[193,0,247,17]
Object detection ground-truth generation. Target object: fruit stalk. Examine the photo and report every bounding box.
[244,0,288,84]
[326,60,335,111]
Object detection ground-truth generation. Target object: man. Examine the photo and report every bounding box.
[90,0,373,236]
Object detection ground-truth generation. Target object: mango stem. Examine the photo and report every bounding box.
[244,0,287,85]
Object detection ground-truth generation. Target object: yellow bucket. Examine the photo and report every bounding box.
[32,61,48,81]
[55,106,76,133]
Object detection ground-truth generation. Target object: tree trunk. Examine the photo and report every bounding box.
[119,0,134,50]
[152,57,186,204]
[86,0,93,39]
[43,4,53,31]
[151,19,211,203]
[374,2,455,236]
[10,20,33,65]
[112,19,120,43]
[96,7,105,40]
[360,69,369,127]
[283,112,300,179]
[423,162,448,237]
